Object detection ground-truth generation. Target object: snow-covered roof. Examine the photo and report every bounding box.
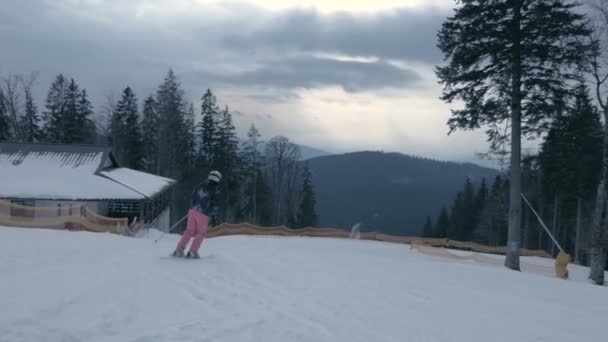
[100,168,175,198]
[0,143,175,201]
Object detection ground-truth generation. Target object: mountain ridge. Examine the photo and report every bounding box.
[306,150,499,235]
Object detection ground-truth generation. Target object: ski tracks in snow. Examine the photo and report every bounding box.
[2,229,607,342]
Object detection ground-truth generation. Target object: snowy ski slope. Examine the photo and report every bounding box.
[0,226,607,342]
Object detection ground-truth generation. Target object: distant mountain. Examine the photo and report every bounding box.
[307,151,499,236]
[299,145,331,160]
[238,138,331,160]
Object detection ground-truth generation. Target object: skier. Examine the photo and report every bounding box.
[172,170,222,258]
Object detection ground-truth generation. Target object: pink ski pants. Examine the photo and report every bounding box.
[176,209,209,253]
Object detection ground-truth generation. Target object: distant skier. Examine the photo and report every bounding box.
[172,170,222,259]
[350,223,361,239]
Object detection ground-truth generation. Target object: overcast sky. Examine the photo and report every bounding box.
[0,0,506,166]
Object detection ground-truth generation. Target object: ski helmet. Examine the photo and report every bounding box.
[208,170,222,183]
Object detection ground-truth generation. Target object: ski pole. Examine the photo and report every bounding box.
[154,214,189,243]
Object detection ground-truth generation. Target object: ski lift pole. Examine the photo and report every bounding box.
[154,214,189,243]
[520,193,564,254]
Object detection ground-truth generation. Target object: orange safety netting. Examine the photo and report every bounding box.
[0,200,139,236]
[409,240,558,277]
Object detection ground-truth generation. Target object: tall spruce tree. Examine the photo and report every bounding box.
[296,163,318,228]
[77,89,96,143]
[434,207,450,238]
[0,89,9,141]
[242,124,263,223]
[62,78,81,144]
[155,69,188,179]
[199,89,219,165]
[476,178,489,217]
[42,76,93,144]
[19,83,42,143]
[539,82,603,261]
[422,216,434,238]
[214,105,240,221]
[43,74,68,143]
[437,0,593,270]
[255,170,274,227]
[448,191,465,240]
[141,96,159,173]
[183,103,196,169]
[111,87,137,166]
[475,176,509,246]
[125,88,143,169]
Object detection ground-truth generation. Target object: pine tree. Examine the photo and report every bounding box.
[141,96,159,173]
[448,191,465,240]
[214,105,240,222]
[539,82,603,261]
[461,177,477,241]
[255,170,274,227]
[422,216,434,238]
[43,74,68,143]
[19,83,42,143]
[296,163,318,228]
[476,178,489,216]
[199,89,219,165]
[475,176,509,246]
[434,207,450,238]
[62,78,81,144]
[111,87,143,169]
[41,76,93,144]
[437,0,593,270]
[155,69,188,179]
[242,124,263,223]
[0,89,9,141]
[111,87,132,164]
[77,89,96,144]
[183,103,196,168]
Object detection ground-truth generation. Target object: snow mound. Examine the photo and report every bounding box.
[1,226,607,342]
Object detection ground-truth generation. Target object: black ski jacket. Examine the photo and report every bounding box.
[191,181,219,218]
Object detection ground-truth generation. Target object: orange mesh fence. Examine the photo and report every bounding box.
[0,200,134,236]
[207,223,551,257]
[409,240,556,277]
[207,223,565,277]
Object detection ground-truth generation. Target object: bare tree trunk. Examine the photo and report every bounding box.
[3,74,22,139]
[522,200,528,249]
[505,0,523,271]
[590,176,607,284]
[252,169,258,224]
[589,35,608,283]
[575,197,583,264]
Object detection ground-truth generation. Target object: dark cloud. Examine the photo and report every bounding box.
[222,7,447,64]
[245,91,301,103]
[189,56,421,92]
[0,0,436,106]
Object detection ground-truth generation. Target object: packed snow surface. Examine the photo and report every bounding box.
[1,226,607,342]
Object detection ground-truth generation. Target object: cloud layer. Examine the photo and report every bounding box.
[0,0,496,165]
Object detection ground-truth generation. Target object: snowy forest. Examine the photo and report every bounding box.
[432,0,608,281]
[0,70,318,230]
[422,83,603,266]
